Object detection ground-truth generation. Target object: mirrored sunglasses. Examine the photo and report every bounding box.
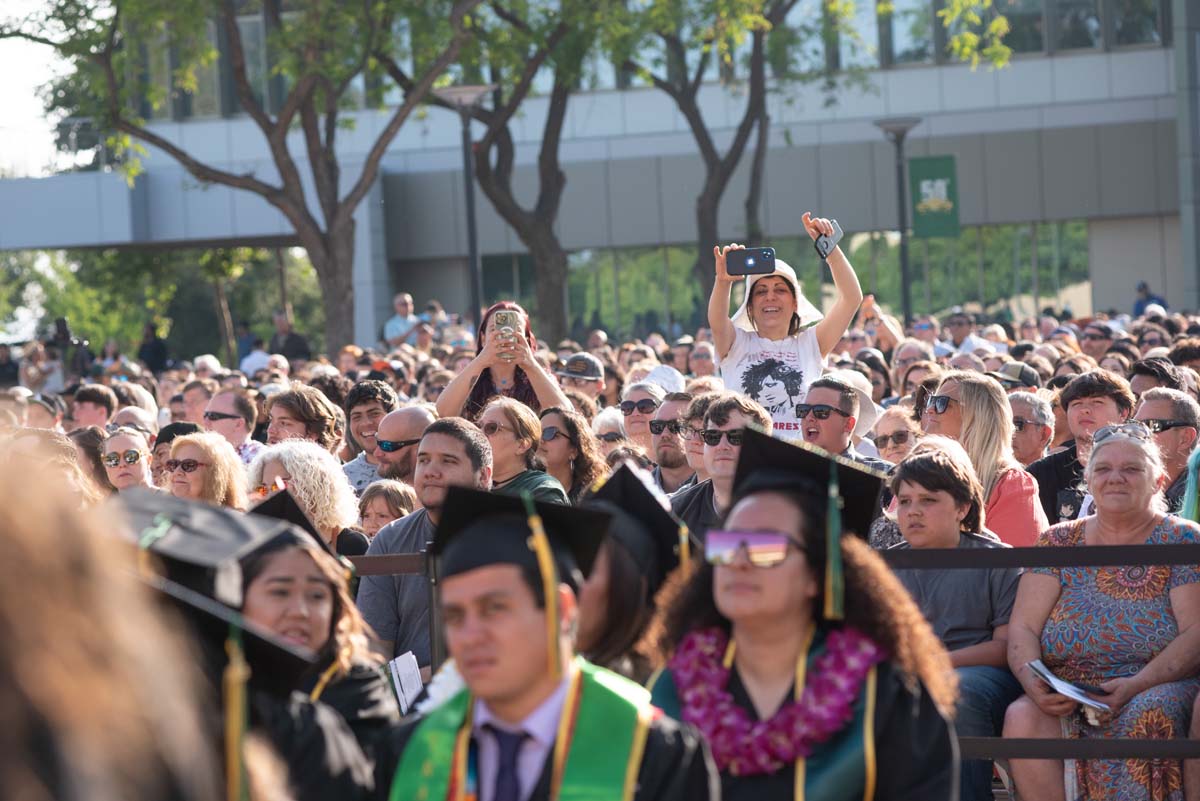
[705,530,803,568]
[377,436,422,453]
[102,449,143,468]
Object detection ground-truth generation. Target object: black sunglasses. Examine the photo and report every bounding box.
[797,404,850,421]
[649,419,687,436]
[377,437,422,452]
[874,431,911,449]
[1142,418,1197,434]
[925,395,958,415]
[1012,417,1032,432]
[597,432,625,443]
[700,429,744,447]
[541,426,570,443]
[620,399,660,416]
[203,411,241,422]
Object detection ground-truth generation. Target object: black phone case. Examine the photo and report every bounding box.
[814,220,844,260]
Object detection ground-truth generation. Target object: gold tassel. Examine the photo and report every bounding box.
[521,493,562,682]
[824,461,845,621]
[677,524,692,578]
[223,627,251,801]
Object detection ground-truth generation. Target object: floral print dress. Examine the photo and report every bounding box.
[1033,516,1200,801]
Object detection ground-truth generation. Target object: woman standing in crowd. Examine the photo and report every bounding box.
[922,371,1048,546]
[247,440,369,556]
[538,405,609,504]
[357,479,417,537]
[477,396,569,503]
[102,426,157,493]
[888,440,1023,801]
[650,431,958,801]
[620,380,666,455]
[1005,422,1200,801]
[167,431,247,509]
[435,302,570,420]
[708,213,864,438]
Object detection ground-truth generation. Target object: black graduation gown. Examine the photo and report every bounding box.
[719,662,959,801]
[299,659,401,755]
[373,708,719,801]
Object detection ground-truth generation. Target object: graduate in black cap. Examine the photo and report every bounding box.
[577,463,696,682]
[117,489,377,801]
[648,429,960,801]
[374,487,718,801]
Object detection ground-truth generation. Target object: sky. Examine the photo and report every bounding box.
[0,5,66,178]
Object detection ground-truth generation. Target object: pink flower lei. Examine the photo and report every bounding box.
[669,626,886,775]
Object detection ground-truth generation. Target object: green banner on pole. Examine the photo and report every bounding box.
[909,155,960,238]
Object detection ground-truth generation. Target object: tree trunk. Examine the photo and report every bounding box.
[308,221,357,352]
[527,228,569,343]
[745,108,771,243]
[694,189,721,303]
[275,248,292,324]
[211,276,237,368]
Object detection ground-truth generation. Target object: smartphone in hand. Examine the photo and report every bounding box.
[726,247,776,276]
[814,220,844,260]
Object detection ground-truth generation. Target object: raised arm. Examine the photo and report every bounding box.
[805,213,864,357]
[708,244,743,360]
[511,335,571,411]
[435,329,502,417]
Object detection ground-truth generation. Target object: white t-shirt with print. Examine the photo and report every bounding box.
[717,327,823,442]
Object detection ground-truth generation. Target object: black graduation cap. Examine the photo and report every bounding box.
[249,489,336,557]
[731,428,887,620]
[430,487,610,587]
[583,463,694,596]
[731,427,886,540]
[114,488,302,607]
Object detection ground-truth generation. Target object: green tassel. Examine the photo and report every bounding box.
[824,460,844,621]
[1182,447,1200,523]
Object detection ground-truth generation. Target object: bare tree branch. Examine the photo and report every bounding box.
[489,1,532,32]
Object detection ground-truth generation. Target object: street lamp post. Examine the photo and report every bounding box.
[435,85,495,328]
[873,117,922,329]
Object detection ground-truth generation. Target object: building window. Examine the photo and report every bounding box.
[236,15,268,108]
[837,0,881,68]
[997,0,1046,52]
[1052,0,1102,49]
[145,29,173,119]
[887,0,935,63]
[186,21,222,117]
[1111,0,1161,44]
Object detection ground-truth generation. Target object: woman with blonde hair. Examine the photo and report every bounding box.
[168,431,247,509]
[247,440,368,556]
[477,395,569,503]
[922,370,1049,546]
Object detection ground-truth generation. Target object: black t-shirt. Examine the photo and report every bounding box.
[1027,443,1083,523]
[0,358,18,388]
[670,480,723,543]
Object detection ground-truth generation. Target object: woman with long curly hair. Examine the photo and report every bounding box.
[648,430,958,801]
[167,431,248,510]
[238,522,399,752]
[537,405,609,504]
[247,440,368,556]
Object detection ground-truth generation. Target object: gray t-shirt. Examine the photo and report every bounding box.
[342,452,381,496]
[356,509,434,665]
[889,532,1020,652]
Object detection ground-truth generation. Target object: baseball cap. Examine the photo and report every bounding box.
[556,352,603,381]
[986,361,1041,389]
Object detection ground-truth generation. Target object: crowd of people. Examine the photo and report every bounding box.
[5,214,1200,801]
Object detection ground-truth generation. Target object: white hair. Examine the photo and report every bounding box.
[193,354,222,375]
[1085,432,1168,515]
[247,441,359,535]
[307,363,340,381]
[621,381,667,403]
[592,406,626,436]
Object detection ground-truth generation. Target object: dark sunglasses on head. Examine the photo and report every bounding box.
[102,449,143,468]
[620,399,660,416]
[874,430,912,449]
[649,419,687,436]
[541,426,569,443]
[166,458,208,474]
[1093,422,1150,444]
[1142,418,1197,435]
[700,429,744,447]
[925,395,958,415]
[203,410,242,422]
[706,529,804,568]
[597,431,625,443]
[797,404,850,421]
[377,436,422,452]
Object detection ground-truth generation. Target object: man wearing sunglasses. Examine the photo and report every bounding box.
[1133,387,1200,512]
[799,376,888,470]
[670,393,771,542]
[1078,322,1115,361]
[1008,392,1055,467]
[203,389,262,465]
[944,310,989,354]
[555,353,605,404]
[372,405,438,485]
[650,392,696,494]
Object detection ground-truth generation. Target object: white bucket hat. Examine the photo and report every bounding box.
[729,259,824,334]
[823,368,881,439]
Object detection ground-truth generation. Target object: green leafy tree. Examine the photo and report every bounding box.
[2,0,484,351]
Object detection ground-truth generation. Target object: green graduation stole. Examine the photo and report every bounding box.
[390,658,654,801]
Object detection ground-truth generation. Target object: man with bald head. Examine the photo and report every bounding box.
[373,404,439,484]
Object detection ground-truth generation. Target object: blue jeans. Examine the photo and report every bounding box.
[955,665,1024,801]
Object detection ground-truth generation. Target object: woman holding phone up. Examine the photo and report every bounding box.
[709,213,863,441]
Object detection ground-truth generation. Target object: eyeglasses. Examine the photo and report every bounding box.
[102,449,143,468]
[426,385,446,397]
[482,421,514,437]
[681,424,705,441]
[797,404,850,421]
[700,429,744,447]
[925,395,959,415]
[705,530,804,568]
[874,430,912,449]
[1012,417,1034,432]
[649,419,687,436]
[1141,418,1197,435]
[203,411,241,422]
[620,399,660,416]
[691,352,713,361]
[1139,338,1164,348]
[541,426,569,443]
[377,437,422,452]
[165,459,209,474]
[1081,332,1110,341]
[913,322,933,331]
[1093,422,1151,444]
[597,431,625,443]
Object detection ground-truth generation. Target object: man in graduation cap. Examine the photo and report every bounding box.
[374,488,719,801]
